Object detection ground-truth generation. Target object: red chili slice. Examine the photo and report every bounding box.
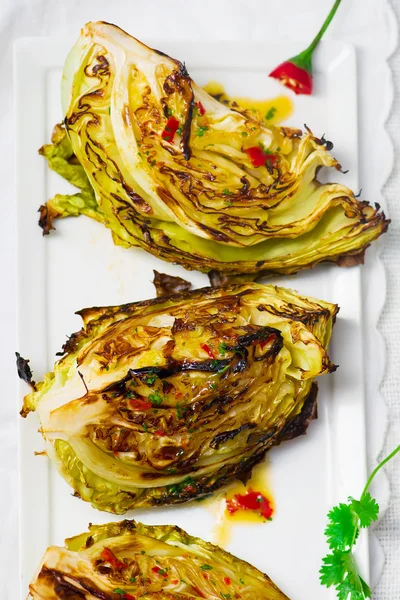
[224,577,231,585]
[101,547,126,570]
[200,343,215,359]
[245,146,277,168]
[161,116,180,143]
[122,595,136,600]
[226,490,273,520]
[195,101,206,115]
[259,334,276,350]
[184,484,196,493]
[129,398,152,411]
[154,429,165,436]
[151,566,168,577]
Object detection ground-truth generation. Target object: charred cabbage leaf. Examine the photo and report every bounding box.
[153,270,192,297]
[21,283,337,514]
[29,520,289,599]
[39,21,388,276]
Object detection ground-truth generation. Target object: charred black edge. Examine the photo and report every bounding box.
[276,382,318,443]
[78,371,89,394]
[102,359,231,393]
[39,567,111,600]
[15,352,36,389]
[56,330,88,357]
[76,287,256,325]
[102,326,282,395]
[38,203,56,235]
[152,270,192,298]
[180,92,194,161]
[210,423,256,450]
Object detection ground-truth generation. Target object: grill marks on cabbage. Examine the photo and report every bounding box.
[89,324,284,467]
[66,51,154,221]
[162,66,194,160]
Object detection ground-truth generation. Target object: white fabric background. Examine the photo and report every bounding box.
[0,0,398,597]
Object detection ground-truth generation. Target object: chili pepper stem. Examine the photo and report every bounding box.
[303,0,342,58]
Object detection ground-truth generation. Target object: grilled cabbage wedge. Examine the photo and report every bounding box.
[29,520,289,599]
[40,22,388,275]
[38,21,388,277]
[20,283,337,514]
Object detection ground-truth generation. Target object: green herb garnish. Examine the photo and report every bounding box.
[265,107,277,120]
[219,342,228,355]
[197,126,209,137]
[149,392,163,405]
[320,445,400,599]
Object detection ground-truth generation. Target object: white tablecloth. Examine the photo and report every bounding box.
[1,0,399,597]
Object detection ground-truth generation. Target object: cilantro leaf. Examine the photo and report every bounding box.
[341,552,370,595]
[350,493,379,528]
[319,551,346,587]
[336,575,370,600]
[325,503,358,550]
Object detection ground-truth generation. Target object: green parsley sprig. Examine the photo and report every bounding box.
[320,444,400,599]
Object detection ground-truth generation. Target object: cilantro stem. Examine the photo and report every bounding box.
[362,444,400,497]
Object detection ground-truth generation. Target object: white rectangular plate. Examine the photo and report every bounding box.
[16,37,368,599]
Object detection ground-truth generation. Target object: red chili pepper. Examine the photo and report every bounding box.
[154,429,165,436]
[226,490,273,520]
[122,595,136,600]
[224,577,231,586]
[259,334,276,350]
[175,391,183,399]
[245,147,277,168]
[161,116,180,143]
[269,0,342,95]
[171,579,179,585]
[101,547,126,570]
[200,343,215,359]
[151,566,168,577]
[269,61,313,95]
[195,101,206,115]
[129,398,152,411]
[184,484,196,493]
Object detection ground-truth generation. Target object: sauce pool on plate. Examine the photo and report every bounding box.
[207,461,275,546]
[202,81,294,125]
